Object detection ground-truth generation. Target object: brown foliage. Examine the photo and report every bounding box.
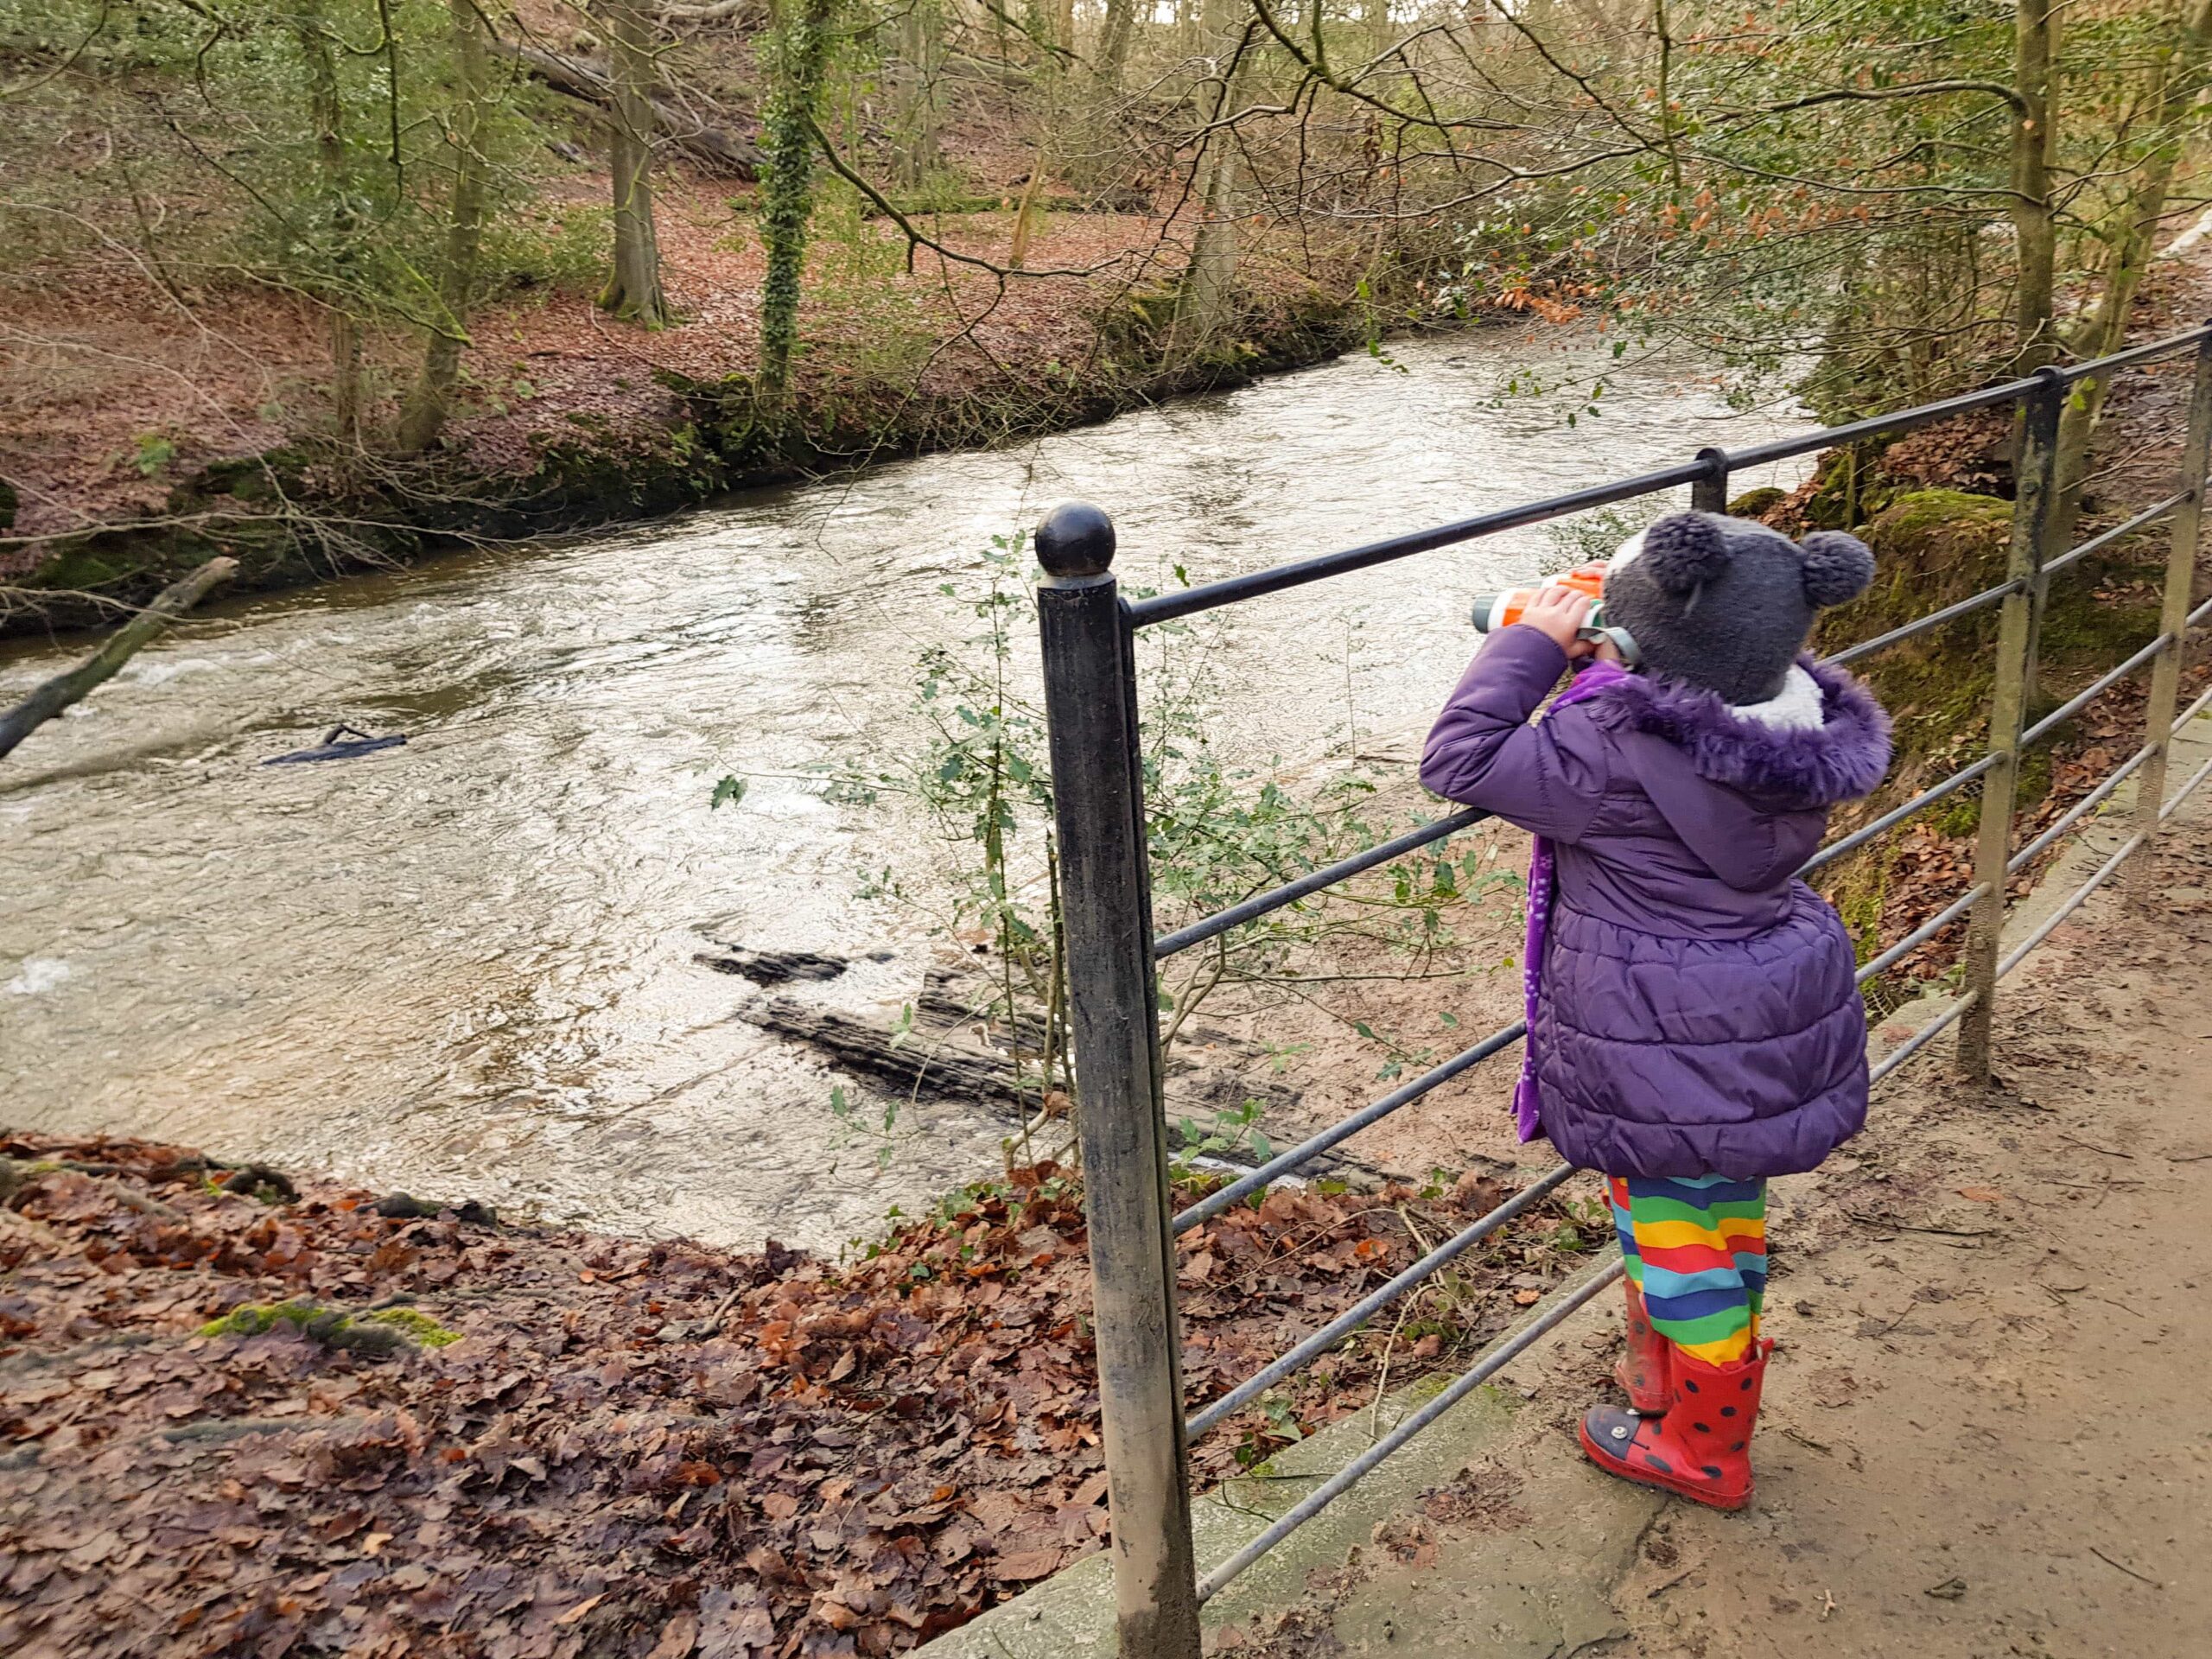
[0,1130,1586,1657]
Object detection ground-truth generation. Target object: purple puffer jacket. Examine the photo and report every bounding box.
[1419,626,1892,1180]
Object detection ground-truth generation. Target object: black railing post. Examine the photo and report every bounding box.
[1033,501,1202,1659]
[1958,368,2064,1081]
[2130,328,2212,895]
[1691,445,1730,513]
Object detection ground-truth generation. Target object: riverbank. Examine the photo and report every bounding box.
[0,1128,1597,1657]
[1,166,1474,639]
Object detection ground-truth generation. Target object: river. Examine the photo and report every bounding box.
[0,327,1814,1251]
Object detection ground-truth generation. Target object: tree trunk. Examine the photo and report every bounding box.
[292,0,362,444]
[757,0,840,412]
[1175,0,1249,350]
[1178,136,1239,346]
[2049,0,2212,545]
[599,3,673,326]
[895,0,941,188]
[1096,0,1135,89]
[0,560,237,761]
[2009,0,2059,372]
[397,0,493,455]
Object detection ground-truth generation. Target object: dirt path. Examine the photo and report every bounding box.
[1219,775,2212,1658]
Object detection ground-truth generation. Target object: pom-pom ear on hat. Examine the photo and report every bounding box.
[1637,512,1732,595]
[1800,530,1876,608]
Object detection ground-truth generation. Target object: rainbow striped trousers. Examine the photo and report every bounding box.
[1608,1173,1768,1365]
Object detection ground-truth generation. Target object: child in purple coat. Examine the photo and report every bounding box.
[1420,511,1891,1510]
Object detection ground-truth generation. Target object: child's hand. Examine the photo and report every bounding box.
[1516,586,1592,654]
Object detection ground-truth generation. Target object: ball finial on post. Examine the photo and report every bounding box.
[1034,500,1116,579]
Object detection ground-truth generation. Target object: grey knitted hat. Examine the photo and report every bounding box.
[1603,512,1876,704]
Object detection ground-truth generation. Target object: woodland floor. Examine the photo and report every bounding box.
[0,160,1382,573]
[0,1127,1605,1658]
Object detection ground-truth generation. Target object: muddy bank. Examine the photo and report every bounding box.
[0,1128,1595,1658]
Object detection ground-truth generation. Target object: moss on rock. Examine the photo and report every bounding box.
[363,1306,463,1347]
[199,1299,458,1355]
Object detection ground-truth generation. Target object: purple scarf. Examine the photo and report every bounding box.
[1511,658,1630,1141]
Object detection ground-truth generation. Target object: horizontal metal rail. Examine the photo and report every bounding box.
[1859,727,2202,1088]
[1718,375,2047,474]
[1154,808,1488,960]
[2040,490,2191,580]
[1797,753,2000,877]
[1997,831,2147,978]
[1171,1018,1528,1234]
[2008,744,2154,874]
[1821,578,2020,668]
[1159,645,2005,964]
[1193,1256,1627,1604]
[1854,883,1989,984]
[2190,588,2212,630]
[1128,458,1715,627]
[1191,721,2206,1592]
[2177,681,2212,734]
[1183,1163,1578,1442]
[2165,747,2212,822]
[1867,989,1980,1087]
[1131,325,2212,634]
[2052,325,2212,383]
[2021,632,2173,747]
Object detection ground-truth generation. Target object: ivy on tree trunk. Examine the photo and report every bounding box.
[757,0,840,414]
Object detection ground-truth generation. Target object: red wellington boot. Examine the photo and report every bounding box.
[1615,1281,1672,1415]
[1579,1338,1770,1511]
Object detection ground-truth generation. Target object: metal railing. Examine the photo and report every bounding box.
[1030,322,2212,1657]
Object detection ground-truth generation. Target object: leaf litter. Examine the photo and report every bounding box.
[0,1130,1594,1657]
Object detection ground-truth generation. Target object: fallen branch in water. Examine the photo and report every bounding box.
[0,556,236,760]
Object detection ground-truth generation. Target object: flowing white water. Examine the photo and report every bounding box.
[0,327,1813,1249]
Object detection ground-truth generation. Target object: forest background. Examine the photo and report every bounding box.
[3,0,2211,624]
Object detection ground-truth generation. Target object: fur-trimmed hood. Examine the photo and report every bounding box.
[1585,654,1891,808]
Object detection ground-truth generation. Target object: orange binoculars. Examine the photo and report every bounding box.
[1469,563,1641,663]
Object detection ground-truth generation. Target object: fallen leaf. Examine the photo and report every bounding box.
[556,1593,607,1626]
[1955,1185,2003,1203]
[990,1548,1062,1580]
[647,1610,700,1659]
